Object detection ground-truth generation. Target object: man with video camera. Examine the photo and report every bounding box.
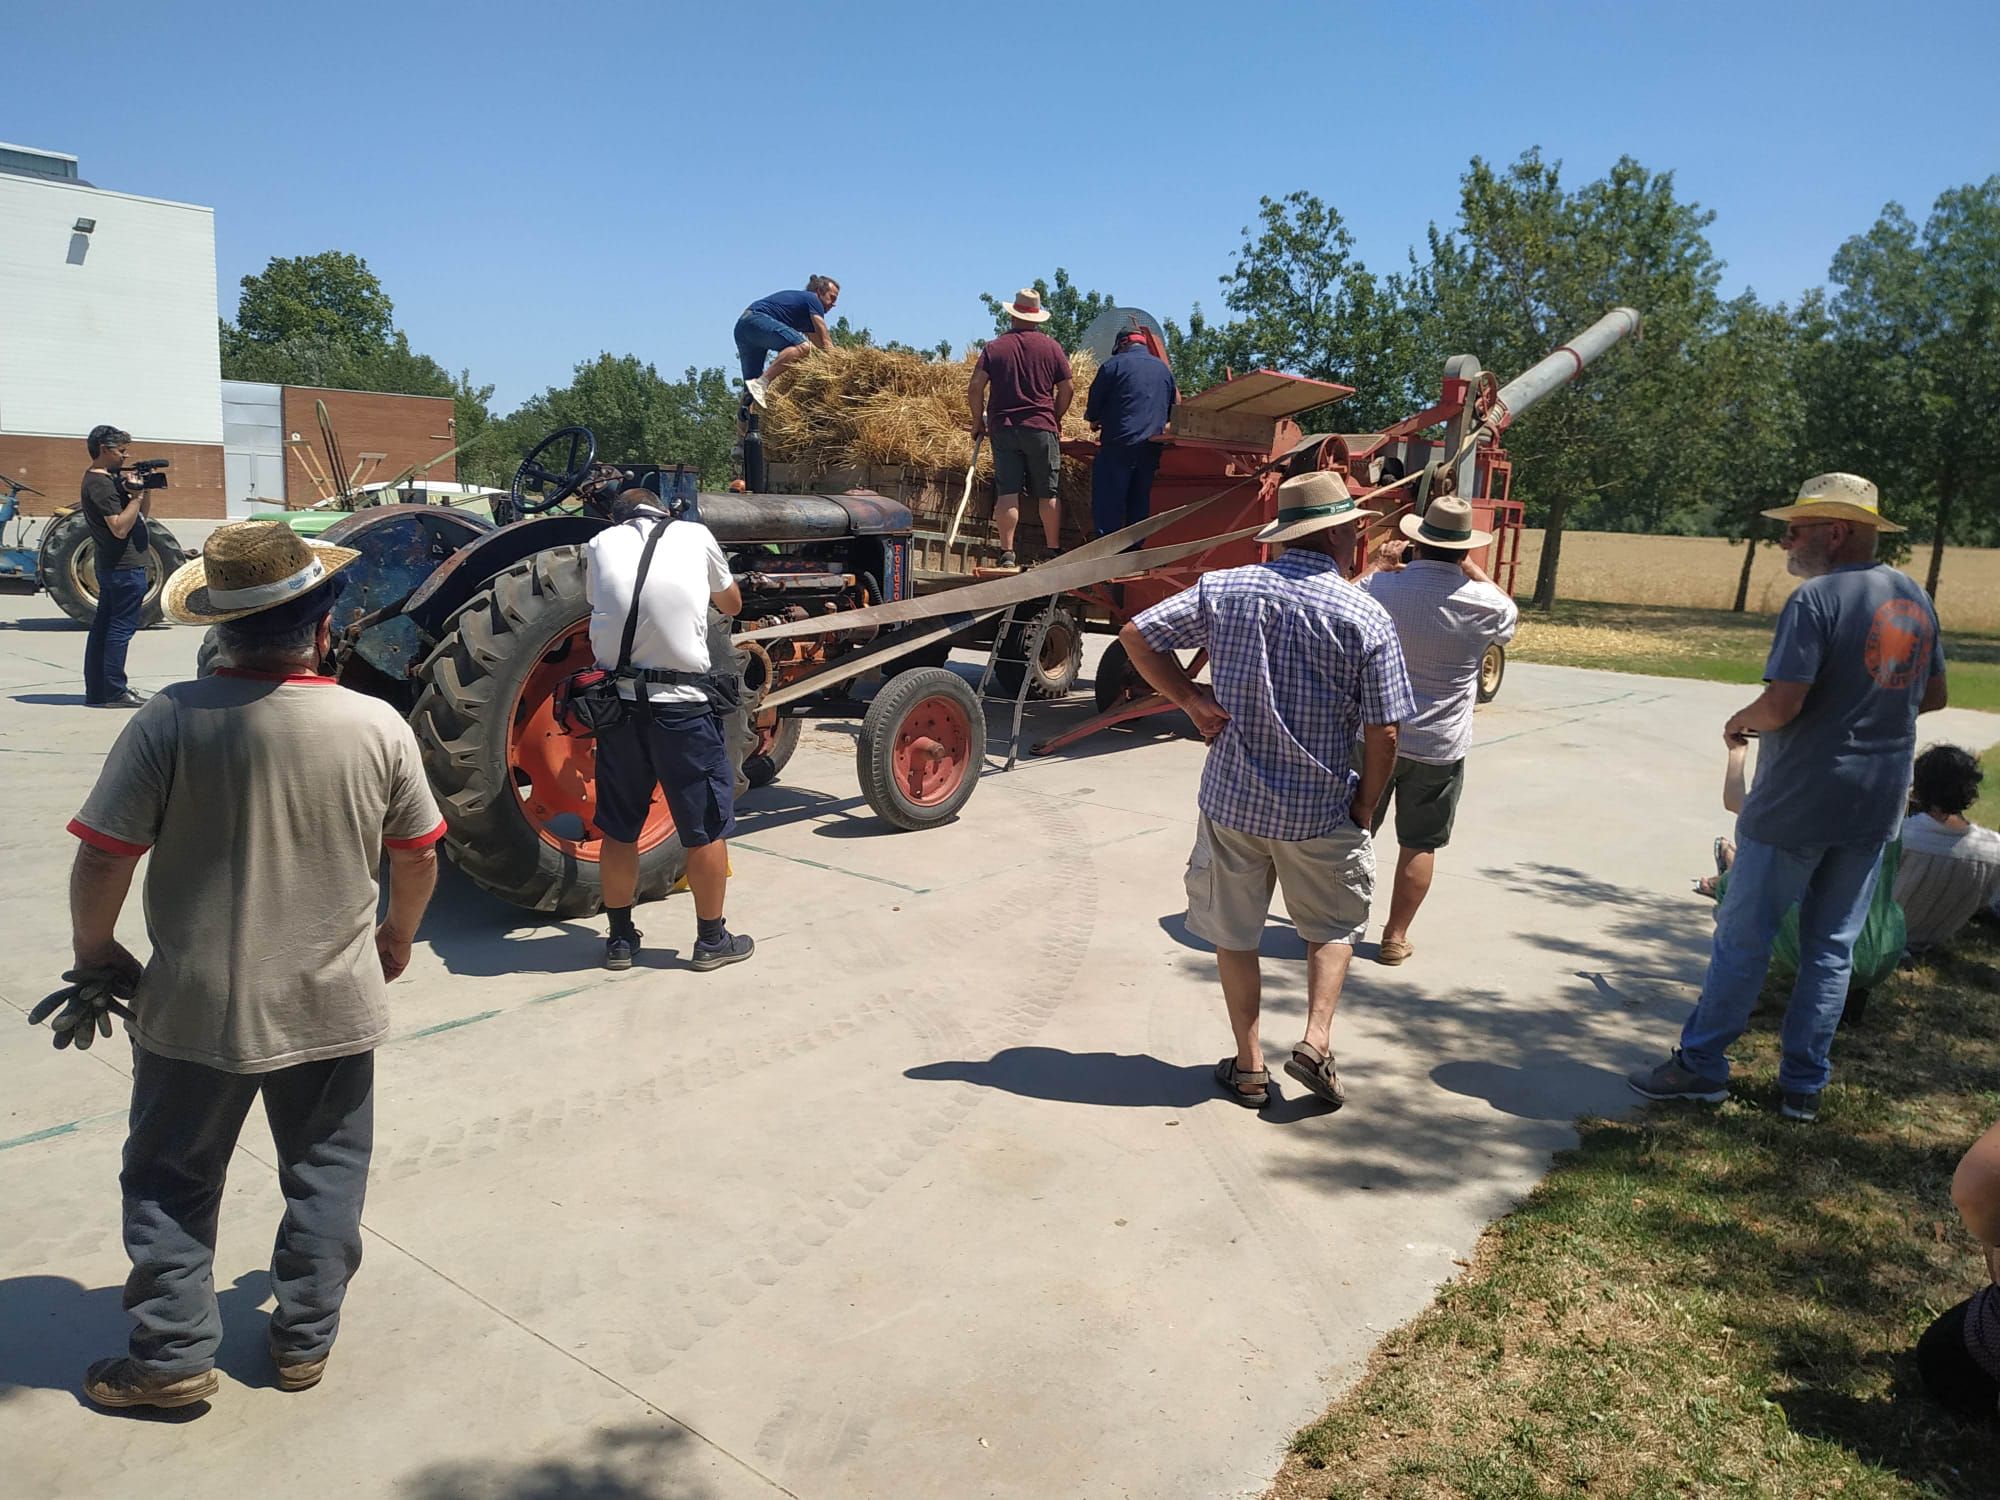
[79,424,163,708]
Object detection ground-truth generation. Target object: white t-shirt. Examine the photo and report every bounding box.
[1357,560,1518,764]
[585,510,732,705]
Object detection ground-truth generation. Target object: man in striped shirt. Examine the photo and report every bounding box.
[1120,471,1415,1113]
[1356,493,1518,965]
[1895,744,2000,950]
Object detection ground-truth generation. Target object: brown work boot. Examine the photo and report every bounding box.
[269,1333,330,1391]
[82,1356,219,1410]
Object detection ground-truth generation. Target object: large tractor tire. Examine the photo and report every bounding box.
[37,510,188,628]
[993,602,1083,700]
[857,667,984,830]
[1093,637,1136,714]
[743,714,802,789]
[411,544,689,916]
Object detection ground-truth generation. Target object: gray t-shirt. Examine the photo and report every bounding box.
[1737,564,1944,849]
[70,671,445,1073]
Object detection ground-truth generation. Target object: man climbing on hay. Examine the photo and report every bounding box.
[737,275,839,410]
[967,288,1073,568]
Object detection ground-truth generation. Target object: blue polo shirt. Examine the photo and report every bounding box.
[747,289,824,336]
[1084,343,1177,448]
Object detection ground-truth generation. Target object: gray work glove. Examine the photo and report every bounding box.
[28,967,137,1052]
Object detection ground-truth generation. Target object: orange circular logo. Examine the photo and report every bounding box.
[1864,599,1930,689]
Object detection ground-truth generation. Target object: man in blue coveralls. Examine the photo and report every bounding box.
[1084,326,1177,540]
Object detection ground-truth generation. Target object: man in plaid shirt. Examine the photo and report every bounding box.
[1119,471,1415,1112]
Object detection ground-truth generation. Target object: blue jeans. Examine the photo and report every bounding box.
[1677,835,1883,1094]
[733,309,806,379]
[121,1044,374,1374]
[1091,442,1160,539]
[84,563,148,702]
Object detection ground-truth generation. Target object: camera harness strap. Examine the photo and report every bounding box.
[615,513,672,680]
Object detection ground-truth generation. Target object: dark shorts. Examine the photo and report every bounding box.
[733,309,806,380]
[593,704,737,848]
[1091,442,1160,537]
[1370,755,1465,851]
[991,424,1061,501]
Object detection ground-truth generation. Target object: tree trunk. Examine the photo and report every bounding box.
[1925,484,1953,599]
[1531,496,1571,611]
[1732,536,1758,613]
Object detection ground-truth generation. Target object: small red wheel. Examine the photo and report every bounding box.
[857,667,985,829]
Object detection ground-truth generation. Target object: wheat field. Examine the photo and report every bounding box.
[1506,531,2000,632]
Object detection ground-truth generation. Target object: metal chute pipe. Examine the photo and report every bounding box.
[1487,307,1641,431]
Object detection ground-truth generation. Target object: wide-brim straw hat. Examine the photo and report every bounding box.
[164,520,361,625]
[1760,472,1904,533]
[1002,287,1051,323]
[1398,495,1492,551]
[1255,471,1380,544]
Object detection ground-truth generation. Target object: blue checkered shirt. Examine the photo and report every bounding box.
[1133,551,1415,840]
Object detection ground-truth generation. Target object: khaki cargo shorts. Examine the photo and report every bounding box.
[1183,813,1374,951]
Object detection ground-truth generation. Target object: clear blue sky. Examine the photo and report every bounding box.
[13,0,1998,410]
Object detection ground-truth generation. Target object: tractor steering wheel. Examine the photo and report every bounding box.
[505,427,598,523]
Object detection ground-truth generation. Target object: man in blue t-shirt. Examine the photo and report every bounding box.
[1084,327,1178,539]
[1631,473,1948,1122]
[736,276,839,410]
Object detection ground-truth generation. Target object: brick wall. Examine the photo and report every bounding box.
[280,387,456,504]
[0,434,225,518]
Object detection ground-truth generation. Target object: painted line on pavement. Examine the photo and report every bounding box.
[0,1109,125,1153]
[731,838,931,894]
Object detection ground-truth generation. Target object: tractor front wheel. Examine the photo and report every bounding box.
[37,510,187,628]
[1477,641,1506,704]
[857,667,984,830]
[993,603,1083,700]
[411,544,689,916]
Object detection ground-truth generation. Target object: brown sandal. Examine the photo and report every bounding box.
[1214,1057,1270,1108]
[1284,1041,1347,1109]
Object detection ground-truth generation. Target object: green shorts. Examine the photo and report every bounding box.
[1370,756,1464,851]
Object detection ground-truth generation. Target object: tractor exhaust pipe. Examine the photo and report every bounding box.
[1487,307,1641,431]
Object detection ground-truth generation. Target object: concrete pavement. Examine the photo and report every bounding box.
[2,592,1994,1500]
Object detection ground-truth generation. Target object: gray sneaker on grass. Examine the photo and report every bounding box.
[1627,1052,1729,1104]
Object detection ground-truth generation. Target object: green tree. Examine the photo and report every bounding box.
[1823,179,2000,598]
[1415,150,1723,607]
[488,355,739,490]
[228,251,394,349]
[979,268,1116,351]
[829,316,952,360]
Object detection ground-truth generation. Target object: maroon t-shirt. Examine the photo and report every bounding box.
[976,329,1073,433]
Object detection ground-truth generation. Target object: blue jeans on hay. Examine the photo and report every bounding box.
[1676,834,1883,1095]
[84,563,148,701]
[121,1044,374,1374]
[733,309,806,380]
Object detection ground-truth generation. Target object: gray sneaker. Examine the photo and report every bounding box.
[1627,1052,1729,1103]
[1780,1091,1820,1122]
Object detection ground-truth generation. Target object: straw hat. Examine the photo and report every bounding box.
[1255,471,1380,545]
[164,521,361,626]
[1001,287,1051,324]
[1398,495,1492,552]
[1760,472,1904,533]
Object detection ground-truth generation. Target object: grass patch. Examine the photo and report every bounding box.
[1270,921,2000,1500]
[1509,600,2000,714]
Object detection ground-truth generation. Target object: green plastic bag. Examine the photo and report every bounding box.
[1713,841,1905,991]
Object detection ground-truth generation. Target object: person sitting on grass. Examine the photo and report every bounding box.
[1894,744,2000,953]
[1917,1115,2000,1425]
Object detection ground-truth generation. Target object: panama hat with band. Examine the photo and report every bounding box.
[164,521,361,627]
[1255,471,1381,545]
[1001,287,1052,324]
[1760,472,1904,533]
[1398,495,1492,552]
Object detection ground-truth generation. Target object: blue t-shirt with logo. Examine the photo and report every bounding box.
[1738,563,1945,849]
[747,289,824,336]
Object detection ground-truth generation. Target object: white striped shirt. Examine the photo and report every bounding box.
[1893,814,2000,949]
[1359,560,1518,764]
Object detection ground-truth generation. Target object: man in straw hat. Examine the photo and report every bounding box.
[1630,473,1948,1123]
[968,287,1074,568]
[1355,487,1518,964]
[1119,470,1415,1111]
[55,521,444,1409]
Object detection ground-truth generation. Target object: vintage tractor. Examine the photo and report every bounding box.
[0,470,191,626]
[240,425,978,917]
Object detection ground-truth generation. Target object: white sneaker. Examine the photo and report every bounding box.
[745,377,769,409]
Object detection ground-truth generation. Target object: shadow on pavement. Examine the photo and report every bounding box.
[11,692,94,706]
[398,1422,714,1500]
[907,1046,1215,1109]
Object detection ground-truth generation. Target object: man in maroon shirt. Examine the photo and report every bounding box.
[967,288,1074,566]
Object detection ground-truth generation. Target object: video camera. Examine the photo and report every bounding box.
[124,458,170,490]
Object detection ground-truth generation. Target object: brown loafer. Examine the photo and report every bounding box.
[1376,938,1414,966]
[83,1356,218,1410]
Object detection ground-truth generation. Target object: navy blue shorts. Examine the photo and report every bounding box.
[593,704,737,848]
[1091,442,1160,537]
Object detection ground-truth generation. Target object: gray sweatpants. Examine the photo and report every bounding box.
[121,1043,374,1374]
